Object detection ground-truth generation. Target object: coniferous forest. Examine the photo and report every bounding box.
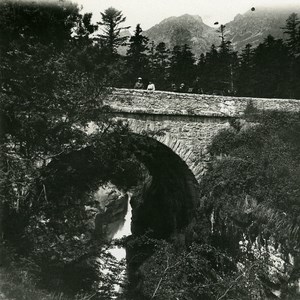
[1,1,300,300]
[92,9,300,99]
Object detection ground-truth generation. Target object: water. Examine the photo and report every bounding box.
[109,193,132,259]
[97,193,132,296]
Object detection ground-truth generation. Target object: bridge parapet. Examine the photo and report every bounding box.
[105,88,300,118]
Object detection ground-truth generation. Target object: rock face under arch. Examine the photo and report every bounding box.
[105,88,300,182]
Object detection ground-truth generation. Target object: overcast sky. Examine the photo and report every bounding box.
[75,0,300,31]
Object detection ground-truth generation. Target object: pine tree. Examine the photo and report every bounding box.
[237,44,255,96]
[169,44,196,88]
[73,13,98,46]
[283,13,300,55]
[126,24,149,85]
[282,13,300,98]
[97,7,129,57]
[152,42,170,90]
[194,53,206,93]
[253,35,290,98]
[148,40,156,76]
[217,24,238,95]
[204,44,219,93]
[218,24,226,45]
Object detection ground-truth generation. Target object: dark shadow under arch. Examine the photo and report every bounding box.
[129,133,199,238]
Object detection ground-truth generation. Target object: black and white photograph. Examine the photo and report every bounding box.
[1,0,300,299]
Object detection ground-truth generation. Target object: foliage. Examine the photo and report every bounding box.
[133,110,300,300]
[151,42,170,90]
[126,24,149,84]
[104,11,300,98]
[169,44,196,86]
[97,7,130,58]
[135,237,272,300]
[282,13,300,55]
[198,110,300,297]
[0,257,94,300]
[2,2,300,299]
[0,1,142,298]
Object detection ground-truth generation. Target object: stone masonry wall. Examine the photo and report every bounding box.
[105,88,300,118]
[104,89,300,182]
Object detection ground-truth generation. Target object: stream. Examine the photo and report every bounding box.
[96,191,133,296]
[108,193,132,260]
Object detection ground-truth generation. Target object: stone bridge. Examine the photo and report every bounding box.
[104,89,300,183]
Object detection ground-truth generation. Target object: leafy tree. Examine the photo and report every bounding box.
[0,0,79,50]
[73,12,98,46]
[199,109,300,298]
[0,1,140,297]
[136,110,300,300]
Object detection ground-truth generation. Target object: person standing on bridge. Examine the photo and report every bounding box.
[134,77,144,89]
[147,81,155,91]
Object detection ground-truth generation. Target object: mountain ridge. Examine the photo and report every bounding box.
[143,6,300,56]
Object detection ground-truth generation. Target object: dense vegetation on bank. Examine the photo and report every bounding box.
[139,108,300,299]
[0,1,300,300]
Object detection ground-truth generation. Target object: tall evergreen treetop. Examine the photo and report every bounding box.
[169,44,195,85]
[155,42,170,66]
[237,43,255,96]
[283,13,300,55]
[97,7,129,55]
[127,24,149,58]
[126,24,149,83]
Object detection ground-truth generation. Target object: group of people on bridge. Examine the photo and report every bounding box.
[133,77,238,95]
[134,77,156,91]
[134,77,192,93]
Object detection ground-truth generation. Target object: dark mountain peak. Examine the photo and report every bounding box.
[233,13,243,21]
[144,14,218,56]
[159,14,204,25]
[178,14,204,22]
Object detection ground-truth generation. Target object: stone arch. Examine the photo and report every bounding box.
[124,118,201,183]
[128,132,199,238]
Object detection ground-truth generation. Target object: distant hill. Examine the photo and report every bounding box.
[144,14,219,56]
[225,6,300,52]
[143,6,300,56]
